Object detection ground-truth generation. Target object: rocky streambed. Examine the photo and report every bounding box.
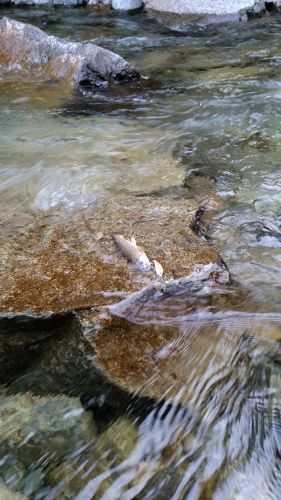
[1,7,281,500]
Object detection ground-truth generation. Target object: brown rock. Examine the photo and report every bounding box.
[87,313,232,404]
[0,195,228,315]
[85,308,281,404]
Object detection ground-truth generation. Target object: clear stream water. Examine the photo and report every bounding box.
[1,7,281,499]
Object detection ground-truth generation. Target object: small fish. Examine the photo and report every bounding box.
[113,234,151,272]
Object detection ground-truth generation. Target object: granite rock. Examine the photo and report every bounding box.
[0,18,139,87]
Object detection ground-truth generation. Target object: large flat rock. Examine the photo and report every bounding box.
[0,195,228,315]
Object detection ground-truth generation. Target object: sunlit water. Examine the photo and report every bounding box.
[1,7,281,499]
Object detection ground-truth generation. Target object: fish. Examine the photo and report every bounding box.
[112,234,151,272]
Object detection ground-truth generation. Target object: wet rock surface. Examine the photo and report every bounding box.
[0,17,139,87]
[143,0,281,29]
[80,296,281,404]
[0,195,227,315]
[46,417,139,498]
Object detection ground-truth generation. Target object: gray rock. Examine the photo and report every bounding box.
[112,0,143,10]
[0,17,139,88]
[144,0,281,21]
[46,417,139,498]
[144,0,256,15]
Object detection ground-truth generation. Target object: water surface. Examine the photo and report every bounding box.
[1,7,281,499]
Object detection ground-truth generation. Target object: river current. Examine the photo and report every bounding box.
[1,7,281,499]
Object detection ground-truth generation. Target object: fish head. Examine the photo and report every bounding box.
[135,254,151,273]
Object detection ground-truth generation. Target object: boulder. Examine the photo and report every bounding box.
[0,17,139,87]
[0,394,96,461]
[144,0,281,23]
[144,0,258,15]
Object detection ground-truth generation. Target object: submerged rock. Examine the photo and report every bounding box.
[0,17,139,88]
[46,417,139,498]
[0,394,96,460]
[0,194,228,315]
[82,308,281,405]
[0,393,96,494]
[8,315,130,407]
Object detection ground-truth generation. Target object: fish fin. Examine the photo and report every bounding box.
[130,236,137,246]
[153,259,164,277]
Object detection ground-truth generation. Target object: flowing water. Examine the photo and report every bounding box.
[1,7,281,499]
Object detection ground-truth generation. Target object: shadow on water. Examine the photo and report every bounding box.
[61,77,165,118]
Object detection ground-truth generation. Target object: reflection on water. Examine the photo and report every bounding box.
[1,6,281,499]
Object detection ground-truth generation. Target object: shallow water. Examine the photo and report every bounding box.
[1,7,281,499]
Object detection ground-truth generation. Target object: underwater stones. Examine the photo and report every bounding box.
[0,394,96,462]
[0,394,96,494]
[0,195,228,315]
[47,417,139,498]
[0,18,139,88]
[83,312,235,405]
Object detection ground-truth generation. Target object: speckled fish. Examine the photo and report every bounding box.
[113,234,151,272]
